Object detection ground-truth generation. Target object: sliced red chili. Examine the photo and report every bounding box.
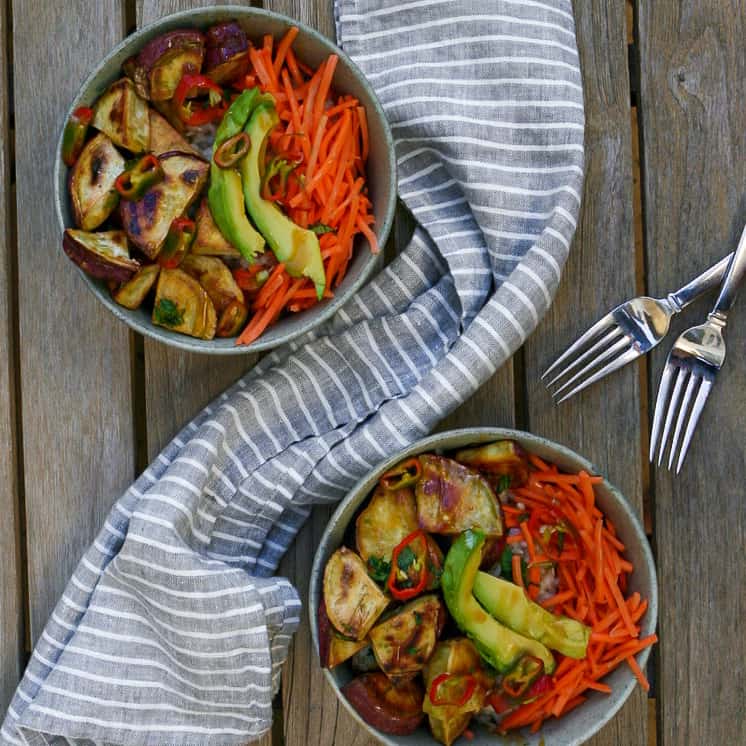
[380,456,422,491]
[429,673,477,708]
[174,73,226,126]
[115,154,164,201]
[487,692,513,714]
[387,529,429,601]
[502,655,544,699]
[214,132,250,168]
[528,674,552,697]
[61,106,94,167]
[540,522,570,561]
[261,155,299,202]
[158,216,195,269]
[232,73,258,91]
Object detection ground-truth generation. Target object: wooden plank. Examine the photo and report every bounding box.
[136,0,257,459]
[0,0,23,713]
[523,1,649,745]
[637,2,746,743]
[440,359,515,431]
[12,0,134,643]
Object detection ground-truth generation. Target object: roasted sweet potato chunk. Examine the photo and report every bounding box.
[63,229,139,283]
[152,267,216,339]
[113,264,160,309]
[192,199,240,257]
[92,78,150,153]
[317,600,368,669]
[119,153,208,259]
[69,132,123,230]
[148,109,203,159]
[369,594,443,679]
[204,21,249,84]
[323,547,388,641]
[416,455,502,536]
[216,300,248,338]
[423,638,494,746]
[136,29,206,101]
[180,255,243,314]
[454,440,529,489]
[342,673,424,736]
[356,485,419,572]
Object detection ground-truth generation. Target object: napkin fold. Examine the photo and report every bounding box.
[2,1,584,743]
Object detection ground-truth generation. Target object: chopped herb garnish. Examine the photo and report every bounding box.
[367,555,391,583]
[396,545,417,573]
[414,611,423,626]
[558,531,566,552]
[407,645,419,655]
[310,223,335,235]
[500,546,513,577]
[153,297,183,327]
[498,474,512,492]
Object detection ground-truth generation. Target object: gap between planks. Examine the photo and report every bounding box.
[628,2,657,743]
[1,0,29,712]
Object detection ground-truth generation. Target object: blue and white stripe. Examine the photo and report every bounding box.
[2,0,583,743]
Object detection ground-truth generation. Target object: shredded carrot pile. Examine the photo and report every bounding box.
[234,28,375,345]
[498,455,657,734]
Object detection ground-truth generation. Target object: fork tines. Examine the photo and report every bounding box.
[649,359,713,472]
[543,313,640,403]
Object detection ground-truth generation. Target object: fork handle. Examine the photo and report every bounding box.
[668,252,734,310]
[710,223,746,320]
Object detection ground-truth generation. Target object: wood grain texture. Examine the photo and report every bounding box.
[12,0,135,643]
[523,1,649,744]
[0,0,23,713]
[638,2,746,743]
[136,0,257,460]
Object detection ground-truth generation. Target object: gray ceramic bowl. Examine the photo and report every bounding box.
[54,5,395,354]
[310,428,658,746]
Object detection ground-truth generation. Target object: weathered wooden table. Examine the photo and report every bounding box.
[1,1,745,744]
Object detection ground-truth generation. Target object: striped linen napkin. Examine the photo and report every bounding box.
[2,1,584,743]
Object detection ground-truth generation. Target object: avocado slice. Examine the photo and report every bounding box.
[241,103,326,299]
[208,88,266,262]
[473,572,590,659]
[441,530,556,674]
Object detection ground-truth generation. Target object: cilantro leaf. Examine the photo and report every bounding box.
[367,556,391,583]
[397,545,417,572]
[310,223,335,235]
[497,474,512,492]
[153,298,184,328]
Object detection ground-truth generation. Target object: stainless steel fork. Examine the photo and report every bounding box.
[543,253,733,402]
[649,225,746,472]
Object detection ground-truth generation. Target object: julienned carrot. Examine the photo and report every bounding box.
[253,263,287,309]
[237,276,290,345]
[540,589,574,609]
[626,655,650,692]
[497,464,657,736]
[511,554,524,589]
[273,26,298,75]
[236,28,374,345]
[519,521,536,560]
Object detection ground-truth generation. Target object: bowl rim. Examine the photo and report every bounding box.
[309,427,658,746]
[54,4,397,355]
